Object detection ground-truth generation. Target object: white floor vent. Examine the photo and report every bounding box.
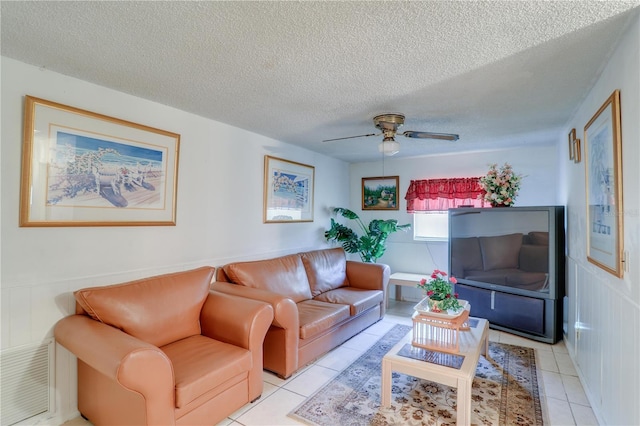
[1,339,54,426]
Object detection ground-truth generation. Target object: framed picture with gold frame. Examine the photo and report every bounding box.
[574,138,581,163]
[362,176,399,210]
[568,128,576,160]
[584,89,624,277]
[263,155,315,223]
[20,96,180,227]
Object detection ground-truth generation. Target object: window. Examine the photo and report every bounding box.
[413,211,449,241]
[405,177,488,242]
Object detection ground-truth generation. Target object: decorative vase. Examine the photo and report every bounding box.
[427,298,445,312]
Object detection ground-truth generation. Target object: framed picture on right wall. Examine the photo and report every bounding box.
[584,89,624,277]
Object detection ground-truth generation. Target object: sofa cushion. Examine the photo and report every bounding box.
[161,335,252,409]
[479,233,522,271]
[465,270,511,285]
[223,254,313,303]
[301,248,349,297]
[465,269,548,291]
[313,288,383,316]
[297,300,350,340]
[528,231,549,245]
[505,272,549,291]
[74,267,214,347]
[450,237,484,276]
[519,244,549,273]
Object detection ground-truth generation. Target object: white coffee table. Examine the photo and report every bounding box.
[381,317,489,426]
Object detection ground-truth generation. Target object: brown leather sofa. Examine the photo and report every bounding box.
[54,267,273,426]
[212,248,390,379]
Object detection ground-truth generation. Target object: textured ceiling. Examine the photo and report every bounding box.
[2,1,639,162]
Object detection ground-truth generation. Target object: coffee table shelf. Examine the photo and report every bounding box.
[412,309,470,354]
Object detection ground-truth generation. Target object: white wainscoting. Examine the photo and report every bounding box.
[566,257,640,425]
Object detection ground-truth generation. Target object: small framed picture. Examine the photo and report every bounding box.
[263,156,315,223]
[568,128,576,160]
[362,176,399,210]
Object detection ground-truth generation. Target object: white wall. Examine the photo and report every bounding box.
[0,57,350,424]
[561,11,640,426]
[349,145,560,301]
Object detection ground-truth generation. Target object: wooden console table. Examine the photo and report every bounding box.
[387,272,427,307]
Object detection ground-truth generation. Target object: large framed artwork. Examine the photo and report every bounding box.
[263,155,314,223]
[362,176,399,210]
[20,96,180,227]
[584,89,624,277]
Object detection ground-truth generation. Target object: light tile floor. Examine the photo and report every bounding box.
[64,300,597,426]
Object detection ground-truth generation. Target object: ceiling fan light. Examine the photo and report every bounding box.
[378,138,400,156]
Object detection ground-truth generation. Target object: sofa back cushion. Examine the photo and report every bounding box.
[301,248,349,297]
[479,233,523,271]
[519,244,549,272]
[528,231,549,245]
[223,254,312,303]
[450,237,484,275]
[74,267,214,347]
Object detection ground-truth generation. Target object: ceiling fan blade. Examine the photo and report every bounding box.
[401,131,459,141]
[322,132,379,142]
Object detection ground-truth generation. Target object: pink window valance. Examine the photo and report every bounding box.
[405,177,489,212]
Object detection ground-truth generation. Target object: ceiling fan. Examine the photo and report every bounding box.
[323,113,459,156]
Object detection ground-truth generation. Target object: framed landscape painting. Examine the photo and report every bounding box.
[362,176,399,210]
[20,96,180,226]
[584,90,624,277]
[263,156,315,223]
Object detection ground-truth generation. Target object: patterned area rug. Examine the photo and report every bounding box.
[289,324,543,426]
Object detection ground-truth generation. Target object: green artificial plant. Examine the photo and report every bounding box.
[324,207,411,263]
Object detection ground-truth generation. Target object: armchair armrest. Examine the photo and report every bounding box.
[210,282,299,330]
[346,261,390,292]
[54,315,175,424]
[211,281,301,379]
[200,291,274,350]
[200,290,273,400]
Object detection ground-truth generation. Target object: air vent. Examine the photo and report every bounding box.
[1,339,54,425]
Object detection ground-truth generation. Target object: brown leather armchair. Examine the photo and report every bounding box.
[54,267,273,426]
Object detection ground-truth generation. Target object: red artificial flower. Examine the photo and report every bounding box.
[416,269,462,312]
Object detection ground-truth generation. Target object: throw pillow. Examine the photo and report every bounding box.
[479,233,523,271]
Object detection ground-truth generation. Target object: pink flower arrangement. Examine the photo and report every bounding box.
[479,163,523,207]
[416,269,462,311]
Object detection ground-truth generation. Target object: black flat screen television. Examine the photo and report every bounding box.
[448,206,565,301]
